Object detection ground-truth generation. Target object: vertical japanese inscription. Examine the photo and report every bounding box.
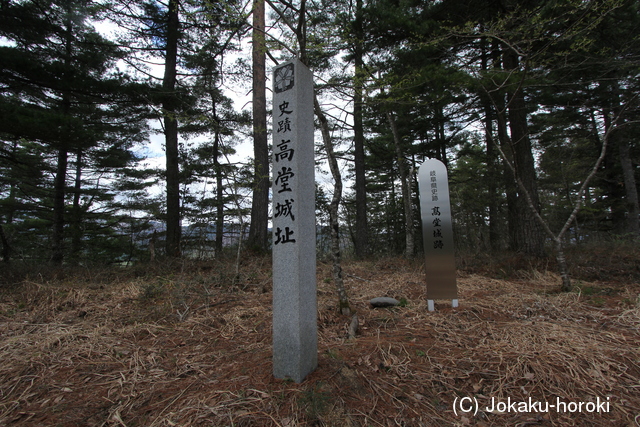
[429,171,444,250]
[273,66,296,245]
[418,159,458,300]
[272,59,317,383]
[273,81,296,243]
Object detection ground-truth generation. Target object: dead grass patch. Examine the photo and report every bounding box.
[0,256,638,426]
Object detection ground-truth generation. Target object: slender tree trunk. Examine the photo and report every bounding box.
[495,101,613,291]
[71,149,83,261]
[488,40,519,252]
[388,183,397,252]
[51,14,74,265]
[480,36,500,252]
[387,111,414,258]
[619,140,640,238]
[485,115,500,252]
[164,0,181,258]
[434,106,447,164]
[149,231,156,262]
[503,48,545,256]
[7,140,18,225]
[315,96,351,316]
[296,0,307,64]
[206,79,225,256]
[247,0,269,252]
[605,82,638,238]
[601,110,627,235]
[353,0,369,258]
[0,222,11,262]
[0,145,13,260]
[214,131,224,256]
[51,146,68,264]
[493,96,518,251]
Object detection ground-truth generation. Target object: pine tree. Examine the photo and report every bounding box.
[0,0,150,264]
[247,0,269,253]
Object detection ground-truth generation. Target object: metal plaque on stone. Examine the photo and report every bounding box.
[418,159,458,309]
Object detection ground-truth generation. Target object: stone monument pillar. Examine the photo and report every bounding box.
[418,158,458,310]
[271,58,317,382]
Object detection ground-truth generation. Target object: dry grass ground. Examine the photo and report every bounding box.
[0,256,639,426]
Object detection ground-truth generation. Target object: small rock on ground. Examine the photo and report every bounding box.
[369,297,400,308]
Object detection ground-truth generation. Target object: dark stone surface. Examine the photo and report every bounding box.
[369,297,400,308]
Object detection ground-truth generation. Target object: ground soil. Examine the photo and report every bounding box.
[1,256,638,426]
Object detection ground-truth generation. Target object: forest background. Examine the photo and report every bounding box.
[1,0,639,285]
[1,2,640,425]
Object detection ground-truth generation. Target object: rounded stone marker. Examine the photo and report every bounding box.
[369,297,400,308]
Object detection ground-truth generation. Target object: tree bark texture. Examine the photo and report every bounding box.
[0,223,10,262]
[605,82,639,238]
[353,0,369,258]
[481,37,501,252]
[163,0,181,258]
[51,14,74,265]
[618,140,640,238]
[493,95,518,251]
[71,149,83,261]
[315,96,351,316]
[503,48,545,256]
[495,100,613,291]
[485,111,501,252]
[247,0,269,252]
[387,112,415,258]
[214,132,224,256]
[51,147,68,264]
[601,111,627,235]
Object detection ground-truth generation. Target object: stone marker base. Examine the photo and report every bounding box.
[427,299,459,311]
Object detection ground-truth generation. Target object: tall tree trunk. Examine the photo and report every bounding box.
[480,36,500,252]
[247,0,269,252]
[51,147,68,264]
[488,39,519,252]
[51,13,74,265]
[0,142,11,261]
[71,149,83,261]
[495,91,613,292]
[601,110,627,235]
[213,120,224,256]
[1,142,16,261]
[388,182,397,252]
[387,111,414,258]
[493,93,518,251]
[604,82,637,238]
[353,0,369,258]
[619,140,640,238]
[0,223,10,263]
[315,96,351,316]
[205,72,225,257]
[503,48,545,256]
[149,231,156,262]
[296,0,307,64]
[164,0,181,258]
[485,112,501,252]
[434,106,448,164]
[6,140,18,225]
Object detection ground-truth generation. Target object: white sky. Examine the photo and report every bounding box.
[92,13,350,216]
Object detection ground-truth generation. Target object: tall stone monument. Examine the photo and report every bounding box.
[418,158,458,311]
[271,58,317,382]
